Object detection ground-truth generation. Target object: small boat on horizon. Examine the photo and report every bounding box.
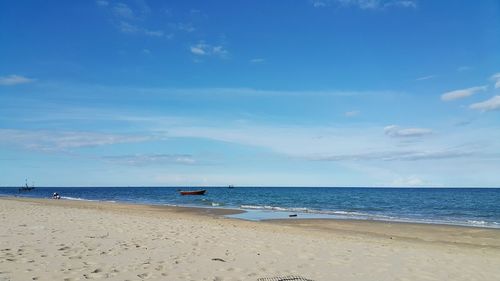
[179,189,206,196]
[19,179,35,192]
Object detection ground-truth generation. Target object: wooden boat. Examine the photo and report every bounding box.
[179,189,206,195]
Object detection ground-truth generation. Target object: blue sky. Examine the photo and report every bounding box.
[1,0,499,187]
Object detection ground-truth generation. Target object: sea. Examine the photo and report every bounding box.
[1,186,499,228]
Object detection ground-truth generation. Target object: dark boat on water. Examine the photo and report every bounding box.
[179,189,206,196]
[19,179,35,192]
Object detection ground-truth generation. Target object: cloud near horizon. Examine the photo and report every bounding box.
[102,153,196,166]
[0,129,155,152]
[384,125,432,138]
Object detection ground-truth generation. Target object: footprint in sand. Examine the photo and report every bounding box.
[137,272,151,279]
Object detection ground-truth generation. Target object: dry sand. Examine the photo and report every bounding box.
[0,197,499,281]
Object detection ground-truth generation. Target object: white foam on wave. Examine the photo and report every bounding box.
[240,205,383,218]
[60,196,97,202]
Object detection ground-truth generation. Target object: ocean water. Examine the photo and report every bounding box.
[1,186,499,228]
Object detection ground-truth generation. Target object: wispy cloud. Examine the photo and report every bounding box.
[102,154,196,166]
[111,1,150,20]
[118,21,170,38]
[0,75,35,86]
[310,0,417,9]
[99,1,166,38]
[457,66,471,72]
[309,149,471,162]
[0,129,154,152]
[384,0,417,8]
[344,110,360,117]
[190,42,228,58]
[118,21,139,33]
[391,175,425,186]
[415,75,436,81]
[143,29,165,37]
[96,0,109,7]
[491,73,500,89]
[384,125,432,138]
[113,2,134,19]
[311,0,328,7]
[250,58,266,64]
[441,85,487,101]
[469,96,500,112]
[170,22,196,33]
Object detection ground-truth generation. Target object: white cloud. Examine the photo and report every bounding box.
[0,75,35,86]
[311,0,328,7]
[469,96,500,112]
[190,45,206,55]
[250,58,265,64]
[113,3,134,19]
[311,0,417,9]
[103,154,196,166]
[96,0,109,6]
[415,75,435,81]
[491,73,500,89]
[384,0,417,8]
[344,110,360,117]
[309,149,471,162]
[176,22,195,32]
[384,125,432,138]
[118,21,140,33]
[143,29,164,37]
[118,21,170,38]
[391,175,425,186]
[441,85,487,101]
[190,42,228,58]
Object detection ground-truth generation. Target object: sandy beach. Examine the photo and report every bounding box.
[1,197,499,281]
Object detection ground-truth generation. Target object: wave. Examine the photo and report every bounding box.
[240,205,382,217]
[240,205,308,212]
[60,196,97,202]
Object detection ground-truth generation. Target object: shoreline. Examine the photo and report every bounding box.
[1,197,500,280]
[3,196,500,247]
[3,194,500,230]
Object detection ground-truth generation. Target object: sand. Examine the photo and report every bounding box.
[0,197,499,281]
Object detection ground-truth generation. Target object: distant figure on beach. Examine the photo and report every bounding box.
[52,192,60,199]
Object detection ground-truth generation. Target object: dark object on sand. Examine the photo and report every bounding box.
[289,214,298,217]
[179,190,206,195]
[211,258,226,262]
[257,276,314,281]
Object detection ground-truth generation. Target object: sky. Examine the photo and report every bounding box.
[1,0,500,187]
